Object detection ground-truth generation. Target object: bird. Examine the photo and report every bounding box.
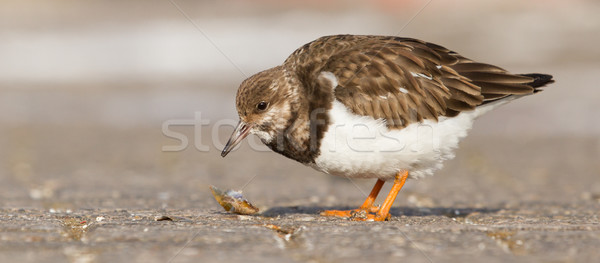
[220,34,554,221]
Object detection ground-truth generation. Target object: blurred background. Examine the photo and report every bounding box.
[0,0,599,211]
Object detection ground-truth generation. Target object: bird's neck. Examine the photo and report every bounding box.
[264,68,333,164]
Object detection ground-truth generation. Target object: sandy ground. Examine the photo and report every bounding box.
[1,0,600,262]
[0,125,598,263]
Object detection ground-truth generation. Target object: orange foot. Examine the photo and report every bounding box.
[320,171,409,222]
[321,179,384,219]
[320,206,380,217]
[350,210,390,221]
[320,207,390,221]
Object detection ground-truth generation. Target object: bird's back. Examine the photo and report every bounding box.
[284,35,553,129]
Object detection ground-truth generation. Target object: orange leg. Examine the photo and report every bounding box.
[321,179,385,217]
[372,170,409,221]
[321,171,409,221]
[359,179,385,210]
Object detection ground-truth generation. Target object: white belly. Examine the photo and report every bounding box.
[312,101,500,180]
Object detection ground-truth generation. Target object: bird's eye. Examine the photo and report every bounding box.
[256,101,268,111]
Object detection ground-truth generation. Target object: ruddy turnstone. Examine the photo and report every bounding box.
[221,35,554,221]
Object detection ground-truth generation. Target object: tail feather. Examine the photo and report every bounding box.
[520,73,554,89]
[478,73,554,106]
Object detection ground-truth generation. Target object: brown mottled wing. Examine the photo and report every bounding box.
[317,36,539,128]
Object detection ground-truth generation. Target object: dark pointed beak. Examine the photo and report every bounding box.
[221,121,253,157]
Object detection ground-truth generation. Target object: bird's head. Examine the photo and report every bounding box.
[221,66,300,157]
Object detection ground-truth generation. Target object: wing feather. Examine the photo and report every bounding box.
[285,35,548,129]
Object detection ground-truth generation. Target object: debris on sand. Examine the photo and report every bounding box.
[210,185,259,215]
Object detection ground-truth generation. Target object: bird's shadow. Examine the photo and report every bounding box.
[261,205,500,218]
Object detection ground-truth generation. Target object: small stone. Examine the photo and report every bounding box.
[237,215,254,221]
[154,215,173,221]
